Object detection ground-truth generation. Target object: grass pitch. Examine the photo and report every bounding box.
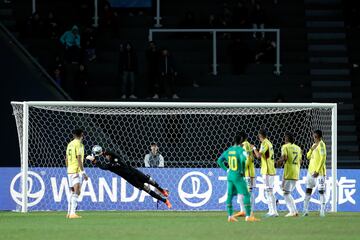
[1,211,360,240]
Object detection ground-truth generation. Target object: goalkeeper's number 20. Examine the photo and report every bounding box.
[228,156,238,171]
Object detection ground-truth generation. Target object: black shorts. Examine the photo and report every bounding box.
[124,169,150,190]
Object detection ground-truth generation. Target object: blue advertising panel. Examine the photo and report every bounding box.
[108,0,152,8]
[0,168,358,211]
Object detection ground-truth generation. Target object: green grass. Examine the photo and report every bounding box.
[1,211,360,240]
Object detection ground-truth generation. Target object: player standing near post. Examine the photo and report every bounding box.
[252,129,279,217]
[234,132,256,218]
[217,134,260,222]
[276,132,301,217]
[86,147,172,208]
[303,130,327,217]
[65,129,88,219]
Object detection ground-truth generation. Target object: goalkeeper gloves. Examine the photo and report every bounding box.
[86,155,95,161]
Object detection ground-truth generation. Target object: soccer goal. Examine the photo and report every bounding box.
[11,102,337,213]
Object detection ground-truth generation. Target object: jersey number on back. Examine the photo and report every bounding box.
[228,156,238,171]
[292,151,298,164]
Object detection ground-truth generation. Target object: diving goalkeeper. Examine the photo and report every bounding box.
[86,146,172,208]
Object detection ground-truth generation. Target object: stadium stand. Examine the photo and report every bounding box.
[0,0,359,167]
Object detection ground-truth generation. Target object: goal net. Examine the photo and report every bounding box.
[11,102,337,213]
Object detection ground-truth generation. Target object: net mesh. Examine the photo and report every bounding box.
[11,103,333,211]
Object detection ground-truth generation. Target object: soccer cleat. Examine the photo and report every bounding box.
[68,214,82,219]
[161,189,170,198]
[165,199,172,209]
[264,213,279,218]
[245,216,260,222]
[285,212,299,217]
[302,212,309,217]
[228,216,238,222]
[233,211,246,218]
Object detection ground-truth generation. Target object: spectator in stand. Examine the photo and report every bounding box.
[203,14,219,39]
[144,143,165,168]
[78,0,92,26]
[45,11,59,39]
[222,3,233,26]
[100,2,119,36]
[53,68,63,86]
[344,0,360,28]
[118,42,125,85]
[60,25,81,63]
[180,11,197,38]
[75,64,89,99]
[219,4,232,38]
[255,40,276,64]
[27,12,44,37]
[159,49,179,99]
[82,27,96,62]
[182,11,196,28]
[233,1,248,28]
[208,14,220,28]
[120,42,137,99]
[146,41,161,99]
[51,55,64,86]
[275,94,285,102]
[251,3,266,39]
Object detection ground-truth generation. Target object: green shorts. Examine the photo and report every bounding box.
[227,177,249,196]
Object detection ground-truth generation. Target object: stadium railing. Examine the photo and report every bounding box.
[148,28,281,75]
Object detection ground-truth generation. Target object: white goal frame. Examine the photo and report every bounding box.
[11,101,337,213]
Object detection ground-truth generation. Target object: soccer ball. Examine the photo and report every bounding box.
[92,145,103,156]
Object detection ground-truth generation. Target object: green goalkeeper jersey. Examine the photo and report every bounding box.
[217,145,247,179]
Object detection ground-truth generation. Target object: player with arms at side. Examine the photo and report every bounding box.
[86,146,172,208]
[303,130,327,217]
[234,132,256,218]
[276,132,301,217]
[217,134,259,222]
[65,129,88,219]
[252,129,279,217]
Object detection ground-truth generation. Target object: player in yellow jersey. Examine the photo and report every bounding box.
[252,129,278,217]
[277,132,301,217]
[234,132,256,218]
[303,130,327,217]
[65,129,88,219]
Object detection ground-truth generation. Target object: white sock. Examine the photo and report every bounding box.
[319,194,326,213]
[238,194,245,212]
[266,190,274,214]
[67,192,72,215]
[289,194,297,214]
[250,190,255,212]
[70,193,78,215]
[264,190,270,213]
[284,193,297,214]
[284,193,293,214]
[269,190,278,214]
[304,194,311,213]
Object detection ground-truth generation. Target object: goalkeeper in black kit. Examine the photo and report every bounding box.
[86,146,172,208]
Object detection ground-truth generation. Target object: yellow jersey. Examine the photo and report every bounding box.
[281,143,302,180]
[307,140,326,176]
[259,138,276,175]
[242,140,255,178]
[66,138,84,174]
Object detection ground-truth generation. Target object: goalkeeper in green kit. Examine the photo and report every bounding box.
[217,134,260,222]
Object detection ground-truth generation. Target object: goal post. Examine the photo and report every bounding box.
[10,101,337,213]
